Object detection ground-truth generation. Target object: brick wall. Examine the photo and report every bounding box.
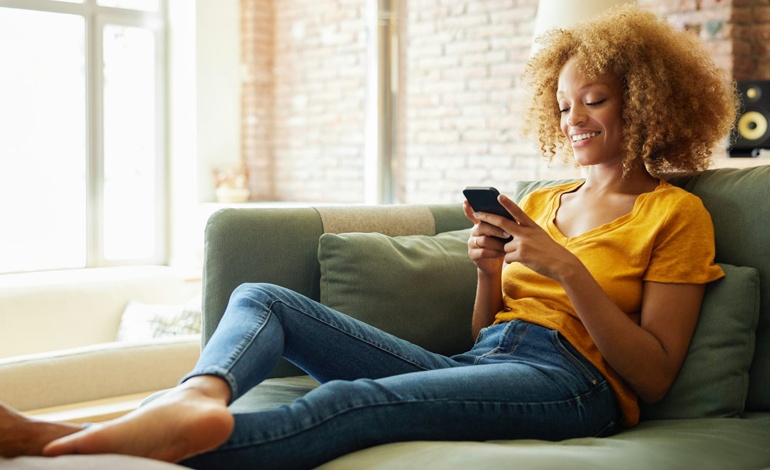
[241,0,767,204]
[731,0,770,80]
[241,0,275,200]
[242,0,367,202]
[401,0,554,204]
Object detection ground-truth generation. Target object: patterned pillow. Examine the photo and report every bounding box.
[115,294,202,341]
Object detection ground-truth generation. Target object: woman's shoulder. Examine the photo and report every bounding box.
[518,180,583,213]
[522,179,584,201]
[643,180,712,221]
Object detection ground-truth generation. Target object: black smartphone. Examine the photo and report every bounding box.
[463,186,515,243]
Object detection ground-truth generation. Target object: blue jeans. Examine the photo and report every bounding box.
[177,283,622,470]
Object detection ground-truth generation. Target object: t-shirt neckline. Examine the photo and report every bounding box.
[547,179,666,243]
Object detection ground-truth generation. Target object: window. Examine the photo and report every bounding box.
[0,0,166,274]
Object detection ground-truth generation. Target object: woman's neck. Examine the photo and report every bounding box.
[581,160,659,196]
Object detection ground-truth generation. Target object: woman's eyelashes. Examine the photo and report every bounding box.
[558,99,606,114]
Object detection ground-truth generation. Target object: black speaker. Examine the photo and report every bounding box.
[729,80,770,157]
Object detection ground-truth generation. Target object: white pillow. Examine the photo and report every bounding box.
[115,294,202,341]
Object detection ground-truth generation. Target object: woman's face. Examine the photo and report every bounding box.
[557,56,625,168]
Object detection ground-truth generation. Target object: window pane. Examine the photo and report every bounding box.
[0,8,87,274]
[97,0,158,12]
[103,24,158,260]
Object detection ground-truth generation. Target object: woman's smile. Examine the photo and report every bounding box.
[571,131,602,147]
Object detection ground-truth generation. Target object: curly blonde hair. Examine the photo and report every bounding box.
[520,3,741,177]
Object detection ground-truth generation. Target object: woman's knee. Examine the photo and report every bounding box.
[232,282,288,304]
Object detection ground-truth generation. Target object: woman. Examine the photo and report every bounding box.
[0,4,739,469]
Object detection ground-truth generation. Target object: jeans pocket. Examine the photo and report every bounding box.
[549,330,601,386]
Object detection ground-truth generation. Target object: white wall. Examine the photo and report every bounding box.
[195,0,242,204]
[167,0,241,270]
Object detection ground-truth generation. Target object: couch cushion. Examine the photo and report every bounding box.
[314,415,770,470]
[640,264,760,419]
[666,166,770,412]
[318,229,477,357]
[189,375,770,470]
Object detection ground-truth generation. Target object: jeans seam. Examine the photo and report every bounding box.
[214,381,614,451]
[591,418,616,438]
[271,298,434,372]
[549,331,600,385]
[487,322,530,358]
[474,322,525,363]
[185,295,273,402]
[223,299,274,375]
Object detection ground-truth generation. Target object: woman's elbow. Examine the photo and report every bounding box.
[638,375,674,404]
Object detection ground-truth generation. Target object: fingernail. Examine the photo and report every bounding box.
[502,232,510,238]
[473,212,481,218]
[499,195,508,201]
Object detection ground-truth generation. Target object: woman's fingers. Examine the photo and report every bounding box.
[472,211,519,236]
[462,201,480,223]
[497,195,535,226]
[469,220,510,241]
[468,234,505,253]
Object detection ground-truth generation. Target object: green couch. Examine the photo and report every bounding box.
[197,165,770,469]
[5,166,768,469]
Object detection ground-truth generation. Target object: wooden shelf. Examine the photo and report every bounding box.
[25,390,165,424]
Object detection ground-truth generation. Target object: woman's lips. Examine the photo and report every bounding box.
[571,132,600,147]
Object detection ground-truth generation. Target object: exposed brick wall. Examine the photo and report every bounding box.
[401,0,562,204]
[241,0,367,202]
[241,0,275,200]
[241,0,766,204]
[731,0,770,80]
[636,0,733,72]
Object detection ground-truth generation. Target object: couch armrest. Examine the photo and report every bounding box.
[0,335,200,412]
[0,266,202,358]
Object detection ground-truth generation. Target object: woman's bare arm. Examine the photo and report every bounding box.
[560,264,705,403]
[472,270,504,340]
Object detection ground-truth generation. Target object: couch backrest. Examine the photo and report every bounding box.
[512,166,770,413]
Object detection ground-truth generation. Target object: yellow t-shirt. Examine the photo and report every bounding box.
[492,179,724,428]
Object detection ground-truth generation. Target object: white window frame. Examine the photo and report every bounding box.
[0,0,167,270]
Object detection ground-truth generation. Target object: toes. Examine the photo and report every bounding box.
[41,428,95,457]
[42,436,74,457]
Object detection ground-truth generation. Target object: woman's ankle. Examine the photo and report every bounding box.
[178,375,232,404]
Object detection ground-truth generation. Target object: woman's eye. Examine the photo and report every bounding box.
[559,99,606,114]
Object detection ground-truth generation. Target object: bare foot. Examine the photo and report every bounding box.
[41,384,235,463]
[0,401,84,457]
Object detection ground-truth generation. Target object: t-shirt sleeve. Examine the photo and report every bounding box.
[518,192,533,214]
[643,193,724,284]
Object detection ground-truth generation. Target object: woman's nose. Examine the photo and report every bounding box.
[567,108,588,127]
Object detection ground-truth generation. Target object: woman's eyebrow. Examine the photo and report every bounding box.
[556,83,608,96]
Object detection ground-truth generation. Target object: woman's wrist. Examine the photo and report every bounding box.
[556,255,587,285]
[477,266,502,280]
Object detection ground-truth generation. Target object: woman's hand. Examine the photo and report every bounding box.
[469,194,581,282]
[462,200,509,275]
